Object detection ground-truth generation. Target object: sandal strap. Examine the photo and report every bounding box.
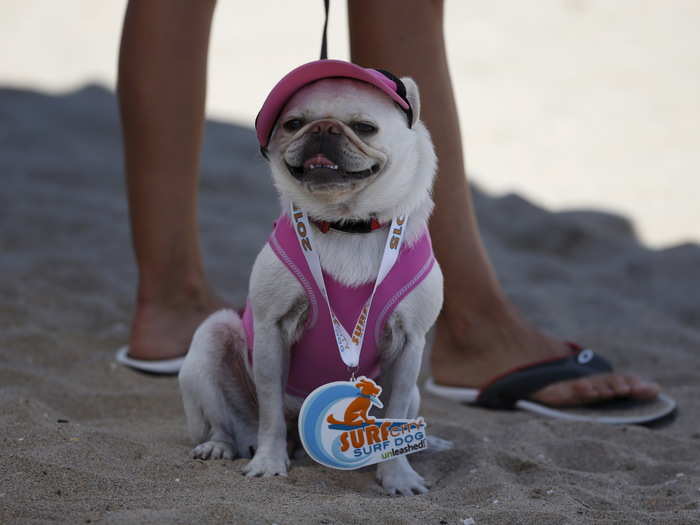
[475,349,613,409]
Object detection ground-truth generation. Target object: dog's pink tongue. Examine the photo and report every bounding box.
[303,154,335,169]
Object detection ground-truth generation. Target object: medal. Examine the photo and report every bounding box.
[290,203,428,470]
[298,377,427,470]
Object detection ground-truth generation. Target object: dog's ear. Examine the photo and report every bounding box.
[400,77,421,126]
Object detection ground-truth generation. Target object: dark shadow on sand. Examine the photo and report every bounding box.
[2,84,699,341]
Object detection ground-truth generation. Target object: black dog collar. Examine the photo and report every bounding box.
[311,217,384,234]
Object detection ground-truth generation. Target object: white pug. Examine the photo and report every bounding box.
[179,75,443,496]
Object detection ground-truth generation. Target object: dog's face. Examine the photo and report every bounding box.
[266,78,433,220]
[274,79,390,195]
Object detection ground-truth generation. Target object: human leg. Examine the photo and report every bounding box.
[348,0,659,405]
[118,0,227,361]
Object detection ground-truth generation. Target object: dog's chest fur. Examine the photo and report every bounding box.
[310,204,431,287]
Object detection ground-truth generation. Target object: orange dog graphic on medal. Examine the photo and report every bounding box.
[326,378,384,427]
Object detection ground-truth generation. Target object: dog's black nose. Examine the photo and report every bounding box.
[309,121,342,136]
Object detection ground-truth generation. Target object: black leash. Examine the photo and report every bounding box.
[316,0,412,127]
[320,0,330,59]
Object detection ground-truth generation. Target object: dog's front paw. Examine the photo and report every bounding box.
[242,449,290,477]
[192,440,235,460]
[376,458,428,496]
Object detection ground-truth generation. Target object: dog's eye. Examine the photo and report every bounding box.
[351,122,377,135]
[283,118,304,132]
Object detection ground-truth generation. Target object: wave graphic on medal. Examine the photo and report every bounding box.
[298,377,427,470]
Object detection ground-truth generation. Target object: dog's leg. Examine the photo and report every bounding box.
[241,323,291,477]
[407,384,421,419]
[179,309,258,460]
[236,243,306,477]
[376,335,429,496]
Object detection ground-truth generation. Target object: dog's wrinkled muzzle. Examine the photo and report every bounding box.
[285,122,380,184]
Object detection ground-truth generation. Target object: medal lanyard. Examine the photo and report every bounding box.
[290,203,407,371]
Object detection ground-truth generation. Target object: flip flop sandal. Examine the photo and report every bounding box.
[424,345,676,425]
[115,346,185,375]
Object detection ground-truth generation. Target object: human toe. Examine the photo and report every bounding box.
[533,380,586,406]
[623,374,660,399]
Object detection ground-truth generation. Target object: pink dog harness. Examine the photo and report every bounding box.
[242,213,435,397]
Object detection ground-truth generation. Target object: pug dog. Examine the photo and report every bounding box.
[179,61,443,496]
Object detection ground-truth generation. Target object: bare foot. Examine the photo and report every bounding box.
[128,284,231,361]
[430,308,660,407]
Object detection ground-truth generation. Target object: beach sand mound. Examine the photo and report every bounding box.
[1,86,698,524]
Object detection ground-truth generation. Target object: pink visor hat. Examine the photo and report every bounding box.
[255,59,413,152]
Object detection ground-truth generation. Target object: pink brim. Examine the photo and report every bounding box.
[255,59,410,148]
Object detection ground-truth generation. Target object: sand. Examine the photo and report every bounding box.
[1,85,699,524]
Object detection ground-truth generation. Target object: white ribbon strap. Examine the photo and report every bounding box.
[289,203,407,369]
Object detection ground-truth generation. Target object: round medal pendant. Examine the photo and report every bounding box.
[298,376,428,470]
